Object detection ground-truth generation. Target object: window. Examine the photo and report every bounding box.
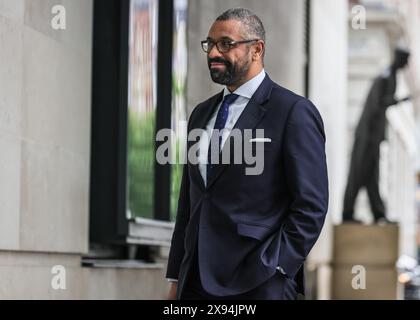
[170,0,188,221]
[127,0,188,222]
[127,0,159,220]
[90,0,187,251]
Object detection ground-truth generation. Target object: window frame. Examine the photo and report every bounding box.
[89,0,175,249]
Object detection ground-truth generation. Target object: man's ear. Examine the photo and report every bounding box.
[253,41,265,61]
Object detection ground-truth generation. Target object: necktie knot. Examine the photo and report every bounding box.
[223,93,239,106]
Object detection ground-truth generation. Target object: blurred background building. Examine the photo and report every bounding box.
[0,0,419,299]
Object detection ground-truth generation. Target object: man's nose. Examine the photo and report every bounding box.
[208,44,223,59]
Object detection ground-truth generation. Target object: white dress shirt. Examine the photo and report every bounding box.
[198,69,266,186]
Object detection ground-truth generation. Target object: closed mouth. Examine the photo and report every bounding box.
[210,62,226,68]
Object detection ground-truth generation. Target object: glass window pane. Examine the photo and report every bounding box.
[170,0,188,221]
[127,0,159,219]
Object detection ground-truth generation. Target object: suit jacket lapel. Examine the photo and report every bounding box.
[206,75,274,189]
[189,91,224,191]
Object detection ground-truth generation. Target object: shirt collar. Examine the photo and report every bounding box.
[223,69,266,100]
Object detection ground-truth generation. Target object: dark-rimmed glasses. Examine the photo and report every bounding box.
[201,38,260,53]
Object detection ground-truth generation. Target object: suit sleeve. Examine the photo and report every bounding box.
[279,98,329,279]
[165,162,190,279]
[165,107,198,280]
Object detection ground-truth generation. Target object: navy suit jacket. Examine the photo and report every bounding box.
[166,74,329,298]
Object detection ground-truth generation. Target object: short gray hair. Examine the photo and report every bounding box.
[216,8,266,42]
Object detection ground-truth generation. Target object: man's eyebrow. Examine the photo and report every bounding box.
[206,36,233,41]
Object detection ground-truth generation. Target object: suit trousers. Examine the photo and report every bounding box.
[179,244,299,300]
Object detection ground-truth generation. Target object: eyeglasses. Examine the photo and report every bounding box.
[201,38,260,53]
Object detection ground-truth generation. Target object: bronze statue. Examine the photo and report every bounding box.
[343,47,411,224]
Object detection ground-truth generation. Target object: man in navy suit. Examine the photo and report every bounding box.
[166,8,328,300]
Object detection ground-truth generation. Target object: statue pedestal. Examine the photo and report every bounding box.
[331,224,399,299]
